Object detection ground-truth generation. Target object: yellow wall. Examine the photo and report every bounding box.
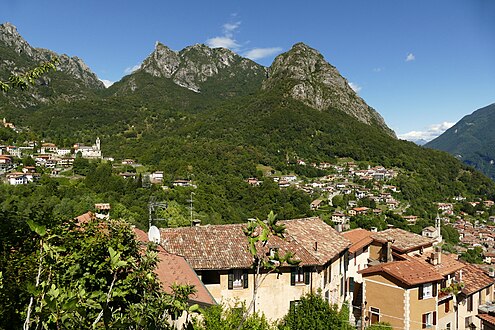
[364,274,405,330]
[203,256,347,321]
[408,285,437,330]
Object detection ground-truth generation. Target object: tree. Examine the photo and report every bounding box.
[193,303,273,330]
[240,211,300,329]
[277,292,351,330]
[460,246,484,264]
[0,57,59,92]
[16,217,194,329]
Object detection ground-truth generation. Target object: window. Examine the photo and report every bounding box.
[291,267,309,286]
[423,283,433,299]
[202,270,220,285]
[419,283,437,300]
[228,269,248,290]
[422,312,436,329]
[446,322,451,330]
[467,295,473,312]
[370,307,380,324]
[465,316,472,329]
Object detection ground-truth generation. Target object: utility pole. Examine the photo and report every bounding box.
[189,191,195,225]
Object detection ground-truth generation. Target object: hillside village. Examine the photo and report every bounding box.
[79,205,495,330]
[4,125,495,329]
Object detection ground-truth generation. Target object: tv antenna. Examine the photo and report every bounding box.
[148,196,168,230]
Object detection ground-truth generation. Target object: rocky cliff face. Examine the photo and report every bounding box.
[139,42,265,93]
[263,43,394,136]
[0,22,104,91]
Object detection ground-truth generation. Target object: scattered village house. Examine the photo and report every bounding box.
[357,227,495,330]
[158,217,351,320]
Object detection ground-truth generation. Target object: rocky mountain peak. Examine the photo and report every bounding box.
[140,42,264,93]
[0,22,104,104]
[264,43,395,136]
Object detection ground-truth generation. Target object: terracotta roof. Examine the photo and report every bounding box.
[342,229,373,254]
[133,228,216,306]
[371,228,435,253]
[74,211,94,225]
[404,252,465,277]
[160,217,350,270]
[477,314,495,326]
[456,262,494,296]
[359,259,444,286]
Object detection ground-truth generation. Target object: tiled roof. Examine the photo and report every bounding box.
[160,217,350,270]
[477,314,495,326]
[342,229,373,254]
[403,253,465,277]
[74,211,94,225]
[133,228,216,306]
[371,228,435,253]
[456,262,494,296]
[359,259,444,286]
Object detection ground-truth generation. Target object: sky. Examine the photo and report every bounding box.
[1,0,494,141]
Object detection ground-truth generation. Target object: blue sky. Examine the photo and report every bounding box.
[1,0,494,141]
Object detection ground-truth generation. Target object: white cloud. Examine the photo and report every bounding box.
[223,21,241,37]
[243,47,283,60]
[398,121,455,142]
[206,36,240,50]
[348,82,362,93]
[99,79,114,88]
[405,53,415,62]
[124,64,141,75]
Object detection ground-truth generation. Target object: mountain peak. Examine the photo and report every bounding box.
[263,42,394,136]
[139,42,265,93]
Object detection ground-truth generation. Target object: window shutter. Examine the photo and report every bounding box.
[243,270,248,289]
[304,268,310,285]
[291,268,296,286]
[422,314,427,329]
[350,277,355,293]
[419,285,424,300]
[445,300,450,313]
[228,270,233,290]
[433,283,437,297]
[433,311,437,325]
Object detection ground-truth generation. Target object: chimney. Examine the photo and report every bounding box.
[489,267,495,278]
[459,270,463,282]
[371,227,378,233]
[192,219,201,227]
[386,240,393,262]
[314,241,318,252]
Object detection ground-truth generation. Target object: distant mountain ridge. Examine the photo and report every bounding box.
[426,103,495,180]
[0,22,104,107]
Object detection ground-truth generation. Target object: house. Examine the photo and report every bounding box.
[119,172,137,180]
[422,226,439,239]
[456,262,495,330]
[369,228,436,262]
[40,142,57,154]
[94,203,111,219]
[150,171,164,184]
[173,179,193,187]
[310,199,323,210]
[6,172,28,185]
[342,229,373,324]
[403,215,418,224]
[246,177,261,186]
[360,252,465,330]
[159,217,351,320]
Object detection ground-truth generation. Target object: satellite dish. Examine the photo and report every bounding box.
[148,225,160,244]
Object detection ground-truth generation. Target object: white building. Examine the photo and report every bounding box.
[74,138,102,159]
